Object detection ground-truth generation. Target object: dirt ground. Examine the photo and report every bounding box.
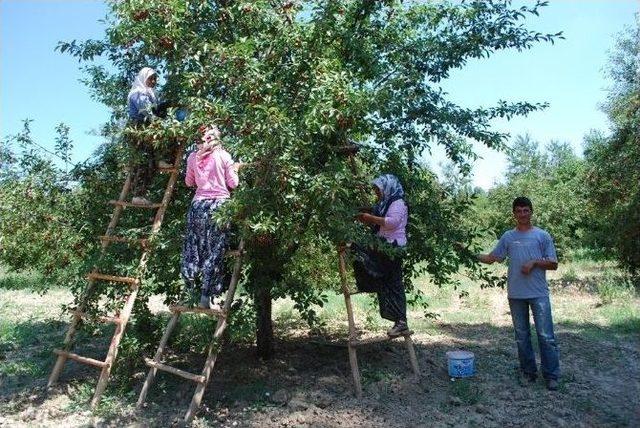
[1,275,639,427]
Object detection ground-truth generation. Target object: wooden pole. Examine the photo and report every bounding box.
[91,284,138,408]
[338,248,362,398]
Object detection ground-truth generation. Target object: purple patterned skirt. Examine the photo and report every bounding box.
[181,198,228,297]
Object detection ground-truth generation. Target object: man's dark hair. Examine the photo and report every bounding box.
[512,196,533,212]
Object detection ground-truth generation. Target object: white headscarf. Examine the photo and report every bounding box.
[127,67,158,103]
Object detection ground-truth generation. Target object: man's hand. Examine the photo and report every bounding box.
[521,260,536,274]
[522,259,558,273]
[478,253,501,264]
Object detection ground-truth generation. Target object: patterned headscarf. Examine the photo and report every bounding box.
[196,125,223,168]
[127,67,158,104]
[371,174,405,218]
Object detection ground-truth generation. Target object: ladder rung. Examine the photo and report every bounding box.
[169,305,226,317]
[157,167,177,174]
[73,310,122,325]
[109,200,163,209]
[144,358,205,383]
[99,236,150,247]
[53,349,107,368]
[87,272,140,285]
[349,330,414,347]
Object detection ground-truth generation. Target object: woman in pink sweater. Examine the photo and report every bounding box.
[181,125,240,309]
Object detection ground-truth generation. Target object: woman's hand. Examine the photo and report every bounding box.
[355,213,369,223]
[232,162,245,172]
[355,213,385,227]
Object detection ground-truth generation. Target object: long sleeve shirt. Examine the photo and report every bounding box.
[128,92,156,122]
[377,199,408,246]
[185,149,239,200]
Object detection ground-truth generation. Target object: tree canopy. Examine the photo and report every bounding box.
[1,0,563,356]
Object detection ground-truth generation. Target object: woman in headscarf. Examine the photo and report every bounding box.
[127,67,171,204]
[181,125,241,309]
[354,174,409,336]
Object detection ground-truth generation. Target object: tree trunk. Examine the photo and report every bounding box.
[255,285,274,360]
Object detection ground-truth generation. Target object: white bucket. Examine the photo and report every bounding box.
[446,350,475,378]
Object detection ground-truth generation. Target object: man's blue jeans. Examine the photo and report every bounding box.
[508,296,560,380]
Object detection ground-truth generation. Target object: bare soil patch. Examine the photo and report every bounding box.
[1,284,638,427]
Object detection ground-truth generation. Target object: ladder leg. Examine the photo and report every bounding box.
[404,335,420,378]
[184,332,222,425]
[150,146,184,234]
[136,311,181,409]
[347,343,362,398]
[90,285,140,409]
[50,169,133,387]
[94,150,183,407]
[337,249,363,397]
[104,168,134,239]
[184,241,244,424]
[48,277,101,387]
[48,311,83,386]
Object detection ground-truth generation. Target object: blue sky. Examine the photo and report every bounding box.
[1,1,637,189]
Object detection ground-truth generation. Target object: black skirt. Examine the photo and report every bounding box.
[352,243,407,322]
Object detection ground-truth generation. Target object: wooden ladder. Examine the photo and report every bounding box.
[136,239,245,425]
[337,247,420,398]
[47,146,185,409]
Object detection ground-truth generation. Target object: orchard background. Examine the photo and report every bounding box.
[0,1,638,426]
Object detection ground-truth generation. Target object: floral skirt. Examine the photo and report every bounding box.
[180,198,228,297]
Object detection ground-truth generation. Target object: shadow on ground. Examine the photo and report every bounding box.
[2,315,638,427]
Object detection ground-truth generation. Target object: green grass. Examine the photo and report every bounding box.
[0,316,63,380]
[596,272,637,304]
[0,267,44,291]
[448,378,483,406]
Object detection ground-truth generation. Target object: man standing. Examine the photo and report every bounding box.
[478,197,560,390]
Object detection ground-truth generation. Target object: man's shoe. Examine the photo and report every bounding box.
[524,372,537,383]
[131,196,152,205]
[546,379,559,391]
[387,321,409,337]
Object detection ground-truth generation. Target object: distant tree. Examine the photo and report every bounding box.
[505,134,548,178]
[475,135,588,256]
[584,16,640,275]
[0,121,92,289]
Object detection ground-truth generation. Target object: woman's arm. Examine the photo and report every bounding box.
[224,152,239,190]
[382,200,405,229]
[355,212,385,226]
